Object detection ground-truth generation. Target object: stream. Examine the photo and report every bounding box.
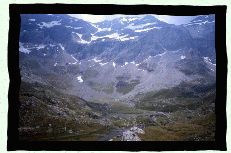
[98,126,145,141]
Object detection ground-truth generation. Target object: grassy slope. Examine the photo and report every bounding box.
[139,113,215,141]
[18,79,216,141]
[135,81,216,141]
[19,81,109,141]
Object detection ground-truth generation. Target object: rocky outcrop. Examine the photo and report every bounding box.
[122,126,145,141]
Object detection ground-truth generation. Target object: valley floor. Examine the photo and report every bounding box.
[18,81,215,141]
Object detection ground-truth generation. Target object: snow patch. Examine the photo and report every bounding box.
[75,33,91,44]
[97,27,112,32]
[19,42,31,54]
[77,76,83,83]
[121,17,140,23]
[99,62,108,66]
[121,17,127,22]
[134,27,162,32]
[113,62,116,67]
[75,33,83,39]
[37,20,61,28]
[92,57,102,63]
[128,17,139,22]
[120,36,138,41]
[71,55,78,62]
[154,52,166,57]
[79,39,89,44]
[203,57,211,62]
[66,26,82,30]
[35,44,46,50]
[203,57,216,66]
[59,44,65,50]
[74,27,82,30]
[66,26,72,28]
[192,19,202,22]
[181,55,186,60]
[29,19,36,22]
[185,20,215,26]
[126,23,156,30]
[97,33,120,40]
[49,44,56,47]
[91,33,137,42]
[54,62,58,66]
[135,63,141,66]
[19,43,47,53]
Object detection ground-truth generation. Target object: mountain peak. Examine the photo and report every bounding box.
[141,15,159,22]
[190,15,215,23]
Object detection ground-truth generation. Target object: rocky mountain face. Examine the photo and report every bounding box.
[184,15,216,63]
[18,14,216,141]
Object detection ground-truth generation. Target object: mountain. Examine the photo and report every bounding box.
[184,15,216,63]
[18,14,216,141]
[19,14,215,102]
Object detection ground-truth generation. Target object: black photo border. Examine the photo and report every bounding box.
[8,4,227,151]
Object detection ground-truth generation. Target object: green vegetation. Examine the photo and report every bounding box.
[139,113,215,141]
[116,79,140,94]
[20,58,41,69]
[66,65,81,75]
[44,73,73,90]
[52,64,80,75]
[110,102,143,114]
[87,81,114,94]
[83,69,99,79]
[176,59,209,76]
[19,80,216,141]
[116,75,131,81]
[102,85,114,94]
[19,81,108,141]
[133,81,216,141]
[135,81,215,112]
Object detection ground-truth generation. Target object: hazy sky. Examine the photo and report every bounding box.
[69,14,197,25]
